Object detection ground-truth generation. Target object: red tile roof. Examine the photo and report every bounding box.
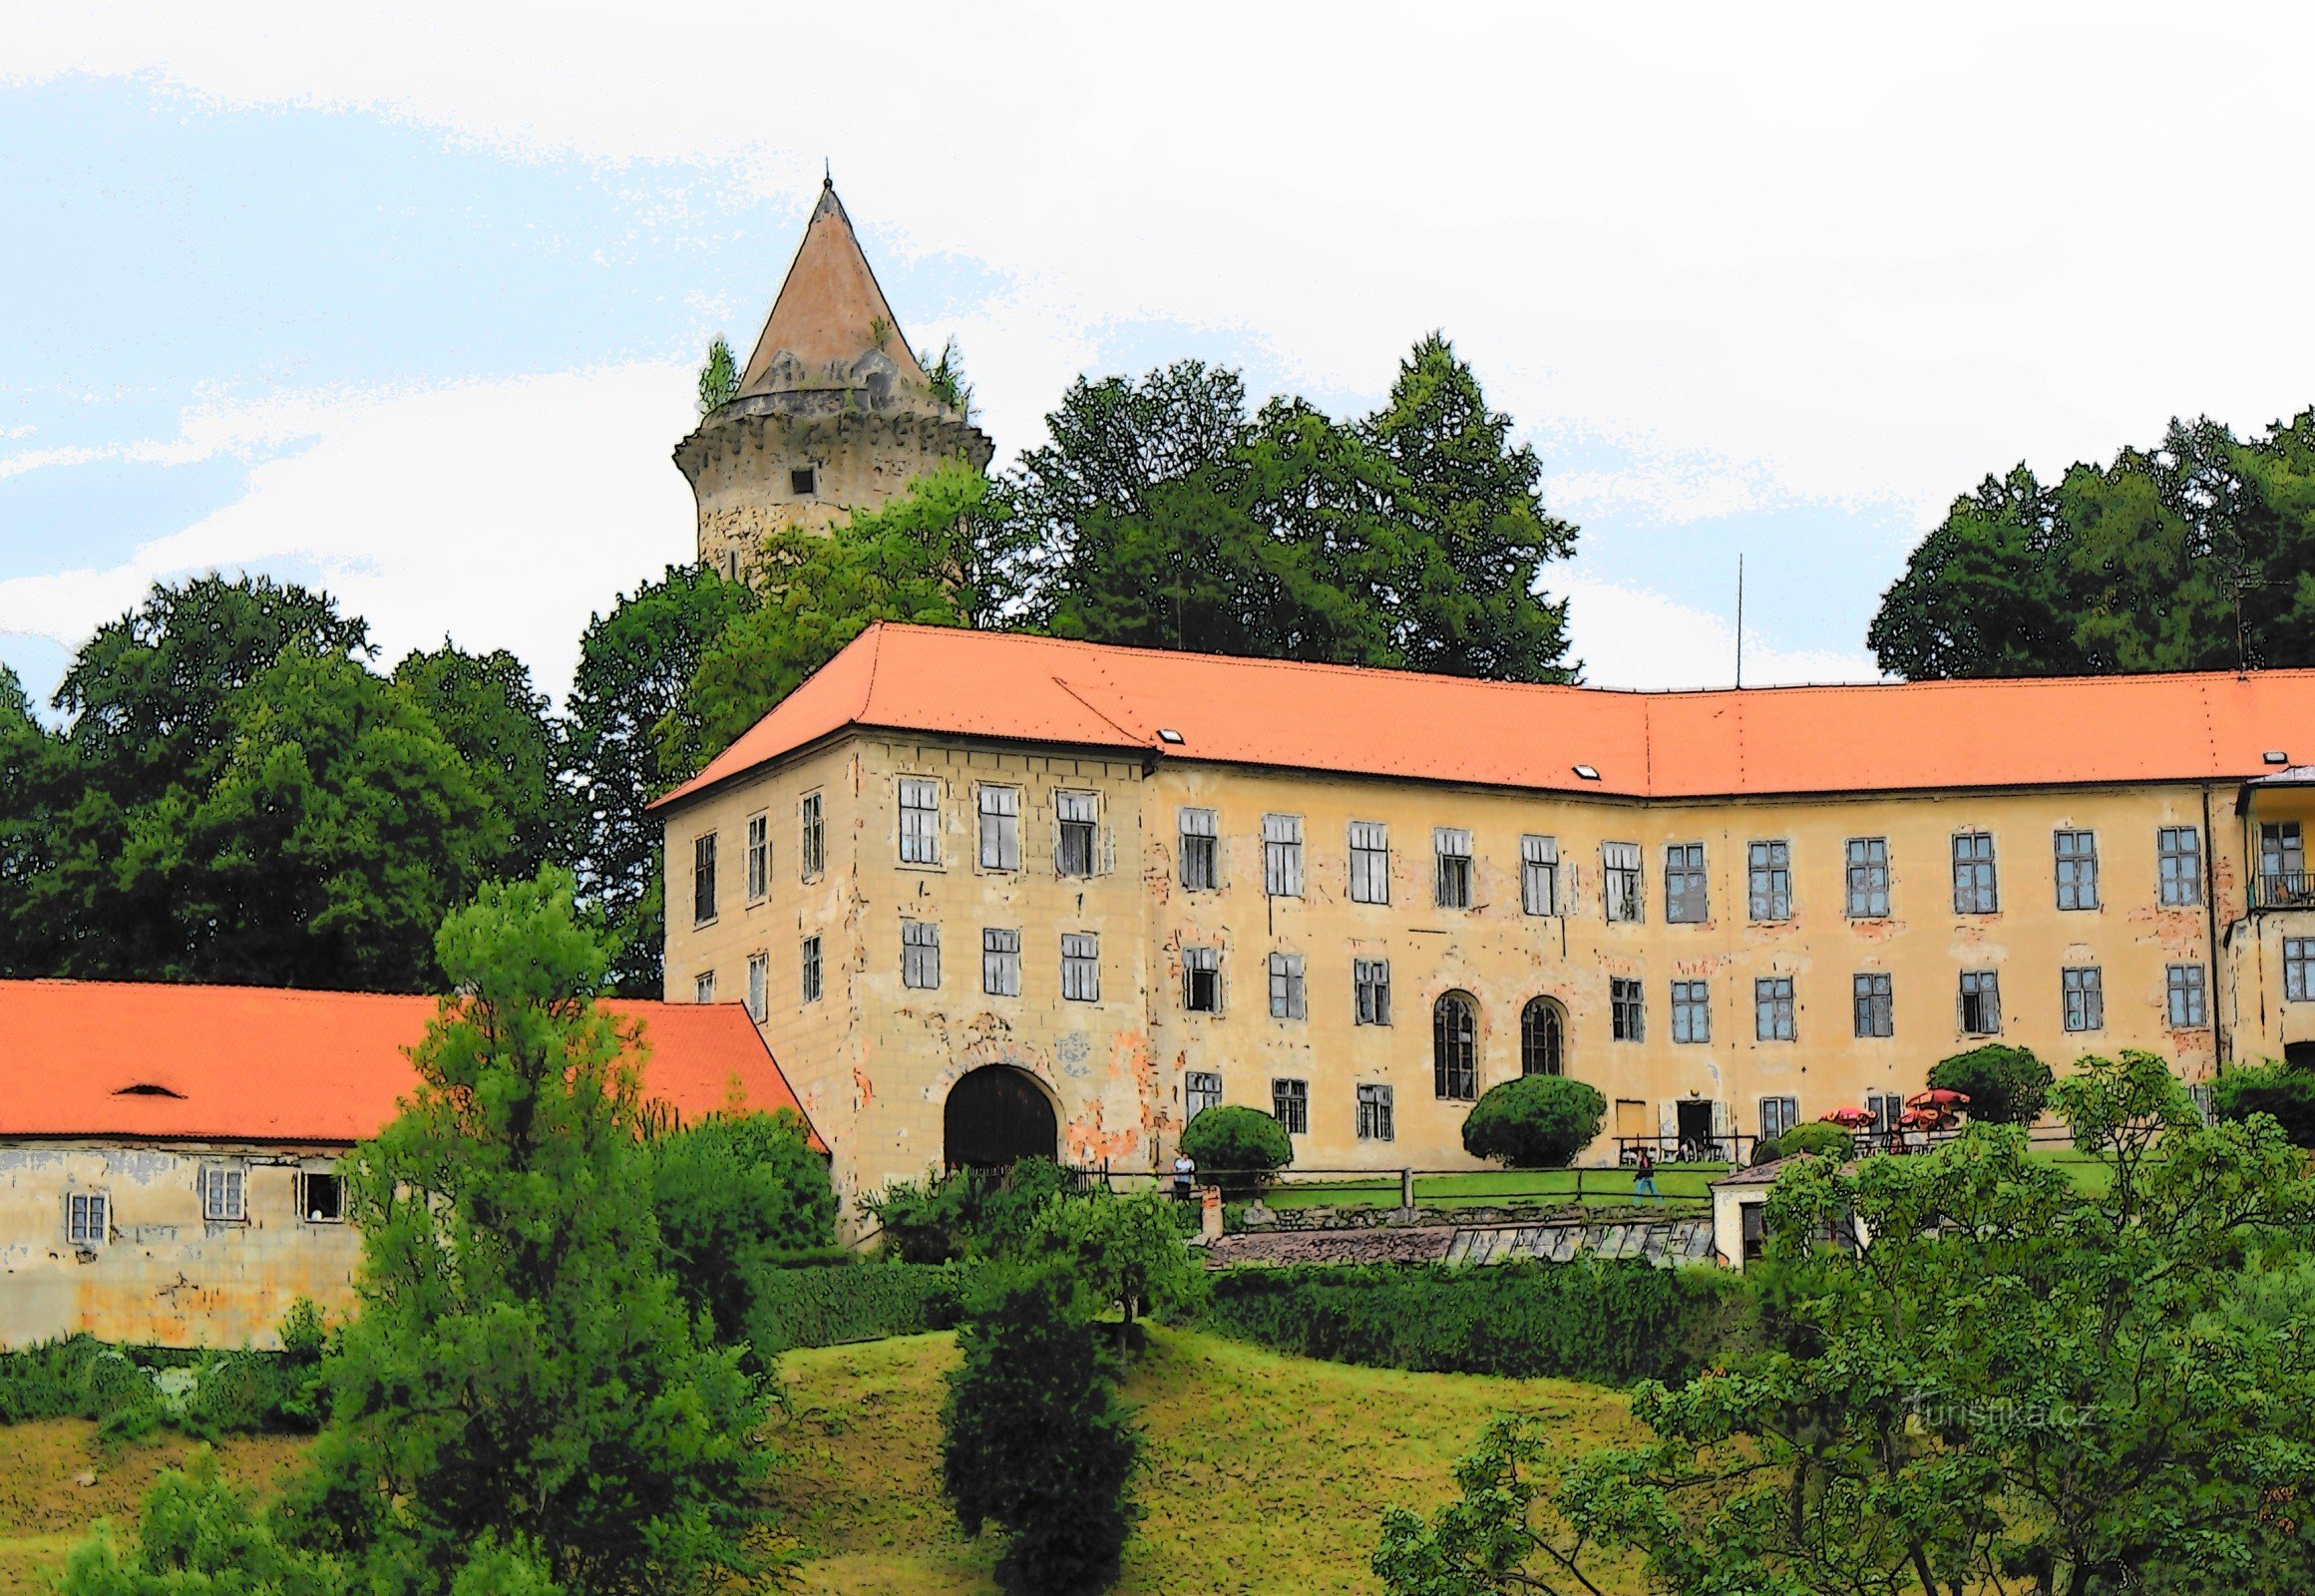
[0,979,819,1148]
[652,623,2315,810]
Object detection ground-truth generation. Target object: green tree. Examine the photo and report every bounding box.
[942,1261,1140,1596]
[1459,1076,1606,1168]
[1177,1105,1294,1197]
[281,870,775,1596]
[642,1108,837,1353]
[1927,1042,2055,1125]
[1869,411,2315,678]
[0,664,64,976]
[664,459,1016,773]
[1358,333,1578,681]
[1376,1051,2315,1596]
[1025,1191,1207,1340]
[696,336,738,415]
[59,1450,350,1596]
[2211,1057,2315,1147]
[564,565,758,996]
[392,643,565,881]
[920,335,973,416]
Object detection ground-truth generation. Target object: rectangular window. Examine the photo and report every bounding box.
[2285,938,2315,1002]
[694,971,715,1003]
[1867,1091,1904,1138]
[692,832,718,925]
[745,813,769,902]
[201,1166,244,1223]
[2262,822,2307,905]
[1268,952,1306,1019]
[2156,826,2203,907]
[902,921,941,990]
[1952,831,1999,914]
[1665,843,1708,924]
[1853,972,1893,1037]
[1352,958,1391,1025]
[1959,969,2001,1034]
[67,1192,107,1247]
[2062,966,2105,1031]
[1747,840,1792,922]
[746,951,768,1021]
[799,792,825,878]
[800,936,823,1004]
[1434,827,1473,909]
[2166,964,2206,1027]
[977,787,1021,871]
[898,778,941,865]
[1061,934,1100,1002]
[298,1172,344,1224]
[982,928,1021,998]
[1183,946,1221,1013]
[1262,814,1305,897]
[2054,829,2100,911]
[1185,1070,1223,1118]
[1519,835,1559,916]
[1670,980,1711,1044]
[1349,821,1390,905]
[1272,1078,1309,1136]
[1846,837,1891,919]
[1179,808,1219,891]
[1755,976,1796,1041]
[1759,1096,1799,1140]
[1356,1083,1395,1142]
[1603,842,1643,923]
[1610,976,1645,1041]
[1055,791,1098,877]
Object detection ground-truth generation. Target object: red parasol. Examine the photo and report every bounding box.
[1907,1089,1970,1109]
[1821,1107,1874,1127]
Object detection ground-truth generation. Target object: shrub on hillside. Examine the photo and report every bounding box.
[1179,1106,1294,1197]
[866,1158,1080,1263]
[1928,1043,2054,1125]
[2210,1058,2315,1147]
[1752,1120,1856,1165]
[942,1262,1139,1596]
[1460,1076,1607,1168]
[643,1108,836,1354]
[1204,1259,1752,1387]
[1026,1191,1208,1337]
[747,1260,976,1352]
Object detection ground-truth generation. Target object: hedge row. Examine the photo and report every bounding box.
[0,1335,322,1440]
[748,1261,978,1353]
[1202,1259,1754,1387]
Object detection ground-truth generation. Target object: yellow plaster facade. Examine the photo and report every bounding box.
[665,725,2315,1213]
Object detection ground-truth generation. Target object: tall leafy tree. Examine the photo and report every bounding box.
[564,566,756,997]
[282,871,775,1596]
[0,665,64,976]
[1870,410,2315,678]
[393,642,566,880]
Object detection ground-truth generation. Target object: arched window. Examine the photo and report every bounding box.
[1520,998,1565,1076]
[1432,992,1477,1101]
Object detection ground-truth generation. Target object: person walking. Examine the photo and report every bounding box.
[1633,1146,1659,1202]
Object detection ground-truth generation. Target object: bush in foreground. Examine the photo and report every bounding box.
[2211,1057,2315,1147]
[1460,1076,1606,1168]
[1178,1106,1293,1196]
[1927,1042,2053,1125]
[866,1157,1080,1263]
[643,1107,836,1355]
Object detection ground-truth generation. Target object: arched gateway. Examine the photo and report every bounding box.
[943,1065,1059,1170]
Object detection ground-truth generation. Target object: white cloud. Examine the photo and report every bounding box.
[0,364,699,701]
[1560,576,1881,692]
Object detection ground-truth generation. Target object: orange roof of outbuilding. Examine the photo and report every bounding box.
[0,980,820,1148]
[652,622,2315,810]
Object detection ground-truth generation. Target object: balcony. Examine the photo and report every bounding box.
[2254,870,2315,910]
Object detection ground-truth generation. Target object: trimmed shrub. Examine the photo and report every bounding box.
[1752,1120,1856,1165]
[1460,1076,1607,1168]
[747,1261,976,1353]
[2210,1059,2315,1147]
[866,1158,1080,1263]
[1204,1259,1751,1387]
[1928,1044,2054,1125]
[1179,1106,1293,1197]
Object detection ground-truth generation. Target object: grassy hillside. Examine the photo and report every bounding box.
[1,1329,1643,1596]
[771,1327,1643,1596]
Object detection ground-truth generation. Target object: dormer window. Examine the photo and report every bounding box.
[791,466,817,496]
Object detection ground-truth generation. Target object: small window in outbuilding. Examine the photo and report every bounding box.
[791,466,817,496]
[68,1192,108,1247]
[201,1166,245,1223]
[299,1172,345,1224]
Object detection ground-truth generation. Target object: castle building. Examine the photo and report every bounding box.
[673,179,993,582]
[652,622,2315,1211]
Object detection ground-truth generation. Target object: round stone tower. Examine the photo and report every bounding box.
[675,178,994,581]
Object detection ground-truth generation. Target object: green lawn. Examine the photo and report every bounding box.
[1257,1165,1722,1210]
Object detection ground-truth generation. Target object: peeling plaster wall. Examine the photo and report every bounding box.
[0,1142,359,1351]
[666,730,2279,1212]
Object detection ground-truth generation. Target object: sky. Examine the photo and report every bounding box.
[5,3,2314,714]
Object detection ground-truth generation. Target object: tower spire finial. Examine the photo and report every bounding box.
[824,157,832,187]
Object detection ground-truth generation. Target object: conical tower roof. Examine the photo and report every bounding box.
[737,177,931,397]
